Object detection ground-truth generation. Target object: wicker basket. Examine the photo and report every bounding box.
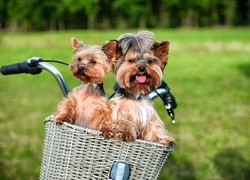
[40,115,173,180]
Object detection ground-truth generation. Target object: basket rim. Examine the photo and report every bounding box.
[44,115,174,151]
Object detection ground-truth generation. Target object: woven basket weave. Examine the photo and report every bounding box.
[40,115,173,180]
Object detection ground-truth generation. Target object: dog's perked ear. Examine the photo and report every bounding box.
[102,40,118,67]
[153,41,170,70]
[71,37,85,52]
[115,43,123,60]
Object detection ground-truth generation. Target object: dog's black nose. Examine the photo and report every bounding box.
[138,66,145,73]
[78,67,84,72]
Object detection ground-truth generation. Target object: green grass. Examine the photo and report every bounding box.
[0,28,250,179]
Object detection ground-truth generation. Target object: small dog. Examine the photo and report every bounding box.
[54,37,116,139]
[108,31,176,145]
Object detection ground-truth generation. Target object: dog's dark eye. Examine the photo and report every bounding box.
[91,60,96,64]
[148,59,153,64]
[78,57,81,62]
[128,59,135,63]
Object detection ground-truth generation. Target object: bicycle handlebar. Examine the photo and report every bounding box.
[0,57,43,75]
[1,57,70,96]
[37,62,70,96]
[149,88,176,124]
[1,57,175,123]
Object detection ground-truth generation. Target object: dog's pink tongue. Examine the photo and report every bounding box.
[136,75,146,83]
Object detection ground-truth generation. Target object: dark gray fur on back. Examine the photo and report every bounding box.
[117,30,154,55]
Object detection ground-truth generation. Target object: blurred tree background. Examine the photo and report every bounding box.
[0,0,249,31]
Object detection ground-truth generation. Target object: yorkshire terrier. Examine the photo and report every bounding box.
[108,31,176,145]
[54,37,116,139]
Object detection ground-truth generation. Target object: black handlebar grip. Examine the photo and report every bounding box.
[0,61,42,75]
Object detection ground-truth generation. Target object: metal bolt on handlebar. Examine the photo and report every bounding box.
[27,57,43,65]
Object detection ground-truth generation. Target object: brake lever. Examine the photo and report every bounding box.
[164,103,176,124]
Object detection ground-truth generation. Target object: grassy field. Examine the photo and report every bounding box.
[0,28,250,179]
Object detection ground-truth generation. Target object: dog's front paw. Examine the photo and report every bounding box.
[99,121,114,139]
[160,136,176,146]
[54,117,64,125]
[54,116,73,125]
[100,128,114,139]
[114,123,137,142]
[115,131,136,142]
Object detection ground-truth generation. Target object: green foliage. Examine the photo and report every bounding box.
[1,0,250,31]
[113,0,150,28]
[0,28,250,179]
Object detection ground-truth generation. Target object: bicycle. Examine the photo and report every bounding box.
[1,57,176,180]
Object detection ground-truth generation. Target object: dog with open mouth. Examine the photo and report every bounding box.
[109,30,176,145]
